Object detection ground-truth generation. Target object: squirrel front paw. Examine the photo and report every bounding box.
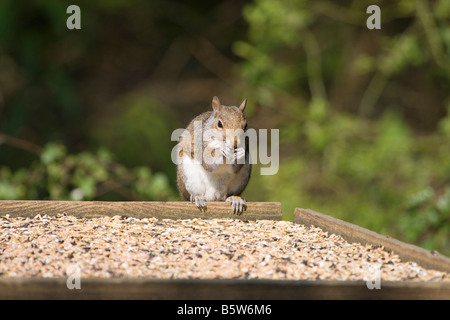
[226,195,247,215]
[234,147,245,161]
[220,144,234,162]
[221,146,245,163]
[190,194,207,212]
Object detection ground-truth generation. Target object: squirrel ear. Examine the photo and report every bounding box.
[212,96,221,117]
[239,99,247,112]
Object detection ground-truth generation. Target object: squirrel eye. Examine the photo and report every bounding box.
[218,120,223,128]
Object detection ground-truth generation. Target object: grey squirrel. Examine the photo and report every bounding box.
[176,96,251,214]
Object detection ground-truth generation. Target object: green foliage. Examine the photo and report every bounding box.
[237,0,450,255]
[0,143,177,202]
[91,94,178,179]
[402,187,450,251]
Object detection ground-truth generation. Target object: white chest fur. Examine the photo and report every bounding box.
[180,155,237,201]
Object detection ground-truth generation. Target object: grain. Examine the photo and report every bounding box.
[1,214,449,281]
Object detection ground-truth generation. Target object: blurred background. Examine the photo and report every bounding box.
[1,0,450,255]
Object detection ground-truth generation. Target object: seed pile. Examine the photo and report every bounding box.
[0,214,449,281]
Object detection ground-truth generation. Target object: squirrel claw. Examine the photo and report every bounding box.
[220,145,234,163]
[226,196,247,215]
[191,195,207,212]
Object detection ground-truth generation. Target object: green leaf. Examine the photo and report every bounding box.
[40,143,66,164]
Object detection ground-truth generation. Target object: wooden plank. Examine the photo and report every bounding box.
[294,208,450,273]
[1,278,449,300]
[0,200,282,220]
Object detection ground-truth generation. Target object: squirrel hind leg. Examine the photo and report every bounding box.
[226,196,247,215]
[190,194,207,212]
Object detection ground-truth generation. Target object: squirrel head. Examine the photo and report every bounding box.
[210,96,247,147]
